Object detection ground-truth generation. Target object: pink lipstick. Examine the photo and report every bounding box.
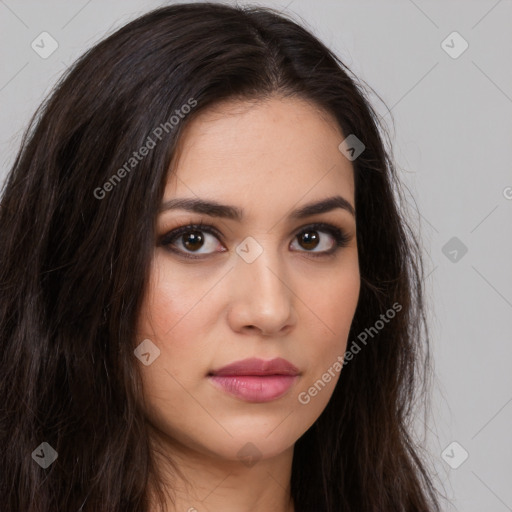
[208,357,300,402]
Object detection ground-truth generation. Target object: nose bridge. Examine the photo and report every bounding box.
[230,235,295,332]
[238,236,290,300]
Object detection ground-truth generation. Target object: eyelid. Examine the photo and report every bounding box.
[158,219,351,258]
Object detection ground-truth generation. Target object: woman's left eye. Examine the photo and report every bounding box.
[159,222,350,259]
[290,224,347,255]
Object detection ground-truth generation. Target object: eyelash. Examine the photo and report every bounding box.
[158,220,351,260]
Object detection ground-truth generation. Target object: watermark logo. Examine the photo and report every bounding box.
[442,236,468,263]
[441,31,469,59]
[31,32,58,59]
[32,442,58,469]
[134,338,161,366]
[237,442,262,467]
[338,134,365,161]
[441,441,469,469]
[236,236,264,263]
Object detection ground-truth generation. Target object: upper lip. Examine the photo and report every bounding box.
[209,357,300,376]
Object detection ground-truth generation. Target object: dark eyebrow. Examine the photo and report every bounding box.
[159,195,355,220]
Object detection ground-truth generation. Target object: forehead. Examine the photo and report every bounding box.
[164,95,355,218]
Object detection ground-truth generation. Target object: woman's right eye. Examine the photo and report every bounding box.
[159,224,226,259]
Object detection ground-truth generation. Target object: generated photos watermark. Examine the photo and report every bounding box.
[93,97,197,199]
[298,301,402,405]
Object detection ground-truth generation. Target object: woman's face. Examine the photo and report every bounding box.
[136,95,360,464]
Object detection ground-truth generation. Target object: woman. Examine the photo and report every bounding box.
[0,3,440,511]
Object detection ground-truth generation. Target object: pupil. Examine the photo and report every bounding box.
[183,231,203,251]
[301,231,319,250]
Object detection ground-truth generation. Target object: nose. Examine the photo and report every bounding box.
[227,243,297,337]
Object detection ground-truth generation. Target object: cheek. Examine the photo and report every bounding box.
[135,259,213,435]
[137,257,188,335]
[296,259,360,407]
[135,257,219,401]
[324,266,360,331]
[136,255,213,348]
[309,256,360,343]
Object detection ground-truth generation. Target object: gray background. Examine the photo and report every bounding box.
[1,1,511,510]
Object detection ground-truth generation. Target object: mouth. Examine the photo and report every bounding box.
[208,357,300,403]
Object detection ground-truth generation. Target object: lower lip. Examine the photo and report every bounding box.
[208,375,299,402]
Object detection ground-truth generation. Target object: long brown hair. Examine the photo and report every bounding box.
[0,3,440,511]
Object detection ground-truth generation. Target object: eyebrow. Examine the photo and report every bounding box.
[159,195,355,220]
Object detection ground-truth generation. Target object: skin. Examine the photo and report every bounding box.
[136,95,360,512]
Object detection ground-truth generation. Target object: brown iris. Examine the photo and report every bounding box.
[299,230,319,250]
[182,231,204,251]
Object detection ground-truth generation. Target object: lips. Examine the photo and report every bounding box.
[208,357,300,402]
[209,357,300,377]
